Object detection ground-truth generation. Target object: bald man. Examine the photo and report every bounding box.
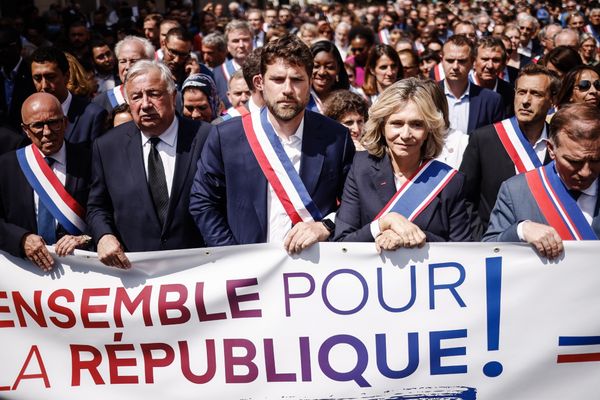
[0,93,92,271]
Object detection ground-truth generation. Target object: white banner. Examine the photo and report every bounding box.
[0,242,598,399]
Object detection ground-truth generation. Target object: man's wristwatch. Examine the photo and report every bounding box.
[321,219,335,233]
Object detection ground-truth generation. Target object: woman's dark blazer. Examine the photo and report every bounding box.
[333,151,472,242]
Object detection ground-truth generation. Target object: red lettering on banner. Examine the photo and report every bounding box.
[223,338,258,383]
[81,288,110,328]
[12,345,50,390]
[106,344,138,384]
[13,290,47,327]
[114,286,153,327]
[195,282,227,321]
[264,338,297,382]
[158,284,191,325]
[48,289,76,328]
[70,344,105,385]
[227,278,262,318]
[179,340,217,384]
[0,291,15,328]
[141,342,175,383]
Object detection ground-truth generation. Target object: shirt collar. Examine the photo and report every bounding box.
[61,91,73,116]
[444,80,470,100]
[581,178,598,197]
[47,141,67,165]
[141,116,178,146]
[267,111,304,143]
[533,125,548,146]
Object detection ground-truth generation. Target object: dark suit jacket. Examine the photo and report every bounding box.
[459,122,551,238]
[0,59,35,129]
[212,61,232,109]
[440,81,505,134]
[66,94,108,146]
[483,173,600,242]
[333,152,472,243]
[0,142,91,257]
[496,78,515,118]
[189,110,355,246]
[86,116,210,252]
[0,125,28,156]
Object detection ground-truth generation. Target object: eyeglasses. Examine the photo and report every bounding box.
[576,79,600,92]
[23,118,64,134]
[166,47,190,59]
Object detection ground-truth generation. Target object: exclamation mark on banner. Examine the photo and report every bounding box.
[483,256,503,377]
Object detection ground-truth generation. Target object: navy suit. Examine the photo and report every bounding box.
[189,110,355,246]
[483,173,600,242]
[460,122,551,239]
[86,116,210,252]
[212,61,234,109]
[0,142,91,257]
[440,81,505,134]
[66,94,108,145]
[333,152,472,243]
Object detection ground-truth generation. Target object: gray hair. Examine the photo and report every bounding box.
[115,35,155,60]
[225,20,252,42]
[202,32,227,53]
[124,60,176,101]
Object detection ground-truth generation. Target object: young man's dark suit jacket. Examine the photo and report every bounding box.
[0,141,91,257]
[333,152,472,243]
[440,80,505,134]
[65,94,108,146]
[189,110,355,246]
[86,116,210,252]
[459,122,551,239]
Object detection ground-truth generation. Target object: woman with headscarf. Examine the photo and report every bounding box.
[181,73,222,122]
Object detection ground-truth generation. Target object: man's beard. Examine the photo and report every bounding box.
[265,96,306,121]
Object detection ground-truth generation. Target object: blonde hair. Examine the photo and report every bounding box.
[65,52,96,98]
[361,78,446,159]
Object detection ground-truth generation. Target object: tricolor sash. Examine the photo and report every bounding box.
[221,59,238,83]
[433,63,445,82]
[374,159,457,221]
[378,29,390,45]
[16,145,86,235]
[241,107,322,225]
[494,117,543,174]
[106,84,126,108]
[584,25,600,47]
[524,162,597,240]
[220,106,250,122]
[307,90,324,114]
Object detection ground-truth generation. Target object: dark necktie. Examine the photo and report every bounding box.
[148,137,169,227]
[568,189,582,201]
[37,157,56,244]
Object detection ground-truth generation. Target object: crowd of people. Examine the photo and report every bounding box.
[1,0,600,272]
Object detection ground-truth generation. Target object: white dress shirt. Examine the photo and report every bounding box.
[61,91,73,117]
[34,143,67,218]
[445,81,470,134]
[140,117,179,197]
[266,116,305,243]
[515,125,548,175]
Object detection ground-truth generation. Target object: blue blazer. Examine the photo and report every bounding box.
[86,116,210,252]
[66,94,108,146]
[333,152,472,243]
[483,173,600,242]
[212,62,232,109]
[189,110,355,246]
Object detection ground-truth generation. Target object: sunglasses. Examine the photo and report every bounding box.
[576,79,600,92]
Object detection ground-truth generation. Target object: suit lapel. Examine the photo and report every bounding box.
[299,113,324,197]
[65,95,83,142]
[467,85,480,134]
[164,117,193,231]
[371,154,397,208]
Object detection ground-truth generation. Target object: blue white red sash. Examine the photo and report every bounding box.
[16,145,86,235]
[106,84,126,108]
[584,25,600,47]
[307,90,324,114]
[221,59,238,82]
[220,105,250,122]
[524,163,597,240]
[241,107,322,224]
[494,117,542,174]
[378,29,390,45]
[433,63,445,82]
[374,159,457,221]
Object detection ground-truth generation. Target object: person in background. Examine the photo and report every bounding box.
[91,39,117,94]
[323,89,369,151]
[398,49,419,78]
[200,33,227,70]
[65,52,97,99]
[556,65,600,109]
[333,78,471,249]
[541,46,582,78]
[143,13,163,50]
[182,73,221,123]
[111,102,132,127]
[226,69,251,108]
[360,44,403,104]
[579,33,598,66]
[309,40,350,112]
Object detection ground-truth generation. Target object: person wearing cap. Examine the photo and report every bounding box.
[181,73,221,122]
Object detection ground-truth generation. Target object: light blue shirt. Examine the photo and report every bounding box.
[445,81,470,135]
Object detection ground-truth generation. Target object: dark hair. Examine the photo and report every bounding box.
[476,36,507,63]
[542,46,583,76]
[444,34,476,58]
[242,47,262,91]
[515,63,561,97]
[165,27,193,43]
[419,49,441,64]
[310,40,350,91]
[0,26,22,50]
[348,26,375,46]
[261,34,313,77]
[90,38,110,51]
[323,89,369,121]
[549,103,600,145]
[556,65,600,107]
[31,46,69,74]
[362,44,403,96]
